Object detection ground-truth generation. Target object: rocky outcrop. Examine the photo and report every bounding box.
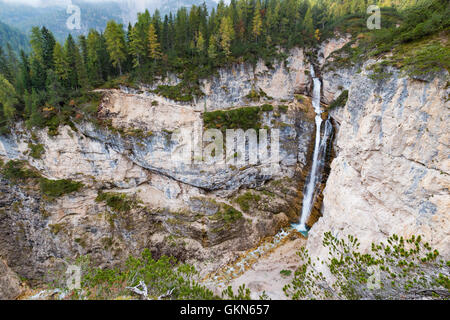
[0,48,316,283]
[308,62,450,260]
[0,259,23,300]
[200,47,310,111]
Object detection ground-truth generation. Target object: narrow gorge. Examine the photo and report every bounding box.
[0,0,449,300]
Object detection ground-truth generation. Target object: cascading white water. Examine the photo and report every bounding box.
[294,65,332,233]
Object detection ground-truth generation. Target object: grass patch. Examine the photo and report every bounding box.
[329,90,349,110]
[235,191,262,213]
[1,160,41,183]
[261,104,274,112]
[154,82,203,102]
[28,143,45,159]
[280,269,292,277]
[203,106,262,132]
[210,203,243,225]
[278,105,289,113]
[95,191,136,213]
[39,178,84,199]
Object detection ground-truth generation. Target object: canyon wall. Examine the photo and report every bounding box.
[308,61,450,260]
[0,36,448,295]
[0,48,315,284]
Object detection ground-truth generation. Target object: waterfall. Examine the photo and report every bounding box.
[294,65,332,233]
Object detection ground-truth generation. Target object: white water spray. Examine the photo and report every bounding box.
[294,65,332,233]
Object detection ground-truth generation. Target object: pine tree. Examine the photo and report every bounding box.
[0,74,18,123]
[196,31,206,53]
[104,20,127,75]
[148,23,162,60]
[53,42,69,86]
[41,27,56,70]
[17,50,32,94]
[64,35,79,89]
[129,26,147,67]
[208,35,218,60]
[30,56,46,91]
[219,16,235,57]
[252,1,263,42]
[86,30,103,85]
[304,5,314,36]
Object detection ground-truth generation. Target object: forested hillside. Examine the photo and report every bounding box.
[0,21,29,53]
[0,0,448,134]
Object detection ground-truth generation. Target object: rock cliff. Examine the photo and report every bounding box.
[308,61,450,260]
[0,47,316,284]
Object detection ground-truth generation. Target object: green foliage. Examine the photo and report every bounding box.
[50,249,218,300]
[95,191,136,213]
[278,105,289,113]
[211,204,243,226]
[280,270,292,277]
[261,104,274,112]
[203,106,262,132]
[235,191,262,213]
[28,142,45,159]
[327,0,450,78]
[400,41,450,77]
[245,88,270,102]
[48,223,64,235]
[0,160,40,183]
[222,284,251,300]
[1,160,83,199]
[154,82,203,102]
[221,205,243,225]
[328,90,349,110]
[39,178,84,199]
[284,232,450,300]
[1,0,448,135]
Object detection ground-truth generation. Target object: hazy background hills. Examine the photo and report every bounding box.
[0,0,219,44]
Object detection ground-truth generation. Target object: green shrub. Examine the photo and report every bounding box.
[39,178,84,199]
[95,191,136,213]
[221,204,243,224]
[235,191,261,213]
[28,143,45,159]
[284,233,450,300]
[1,160,41,183]
[50,249,218,300]
[280,270,292,277]
[278,105,289,113]
[329,90,349,110]
[261,104,274,112]
[203,106,261,132]
[154,82,203,102]
[49,223,64,235]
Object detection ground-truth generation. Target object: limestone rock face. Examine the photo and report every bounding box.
[0,259,23,300]
[308,64,450,260]
[200,47,310,111]
[0,48,315,282]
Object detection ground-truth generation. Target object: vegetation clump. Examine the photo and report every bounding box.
[28,142,45,159]
[284,233,450,300]
[261,104,274,112]
[210,203,243,226]
[329,90,349,110]
[153,82,204,102]
[39,178,84,199]
[1,160,83,199]
[0,160,41,182]
[235,191,262,213]
[49,249,218,300]
[203,106,262,132]
[95,191,137,213]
